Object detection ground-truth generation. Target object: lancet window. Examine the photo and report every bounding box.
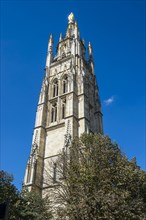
[62,99,66,119]
[26,163,31,183]
[53,79,58,97]
[63,76,68,93]
[51,103,57,123]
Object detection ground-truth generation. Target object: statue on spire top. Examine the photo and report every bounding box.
[68,12,74,23]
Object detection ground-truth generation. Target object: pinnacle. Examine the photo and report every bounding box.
[68,12,75,24]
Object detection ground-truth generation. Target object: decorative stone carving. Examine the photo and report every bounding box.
[67,94,72,100]
[68,12,74,24]
[24,13,103,198]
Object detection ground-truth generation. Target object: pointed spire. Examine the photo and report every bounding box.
[88,42,92,57]
[68,12,75,24]
[48,34,53,52]
[75,21,78,28]
[49,33,53,42]
[66,12,75,37]
[66,13,80,39]
[46,34,53,69]
[75,21,79,39]
[88,42,94,74]
[59,33,63,42]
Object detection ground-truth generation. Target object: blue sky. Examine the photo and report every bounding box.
[1,0,145,190]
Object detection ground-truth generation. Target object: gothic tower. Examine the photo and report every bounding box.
[24,13,103,194]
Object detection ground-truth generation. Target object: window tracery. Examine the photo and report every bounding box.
[53,79,58,97]
[51,103,57,122]
[63,76,68,93]
[62,99,66,119]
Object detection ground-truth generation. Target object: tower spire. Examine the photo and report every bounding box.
[88,42,93,58]
[66,12,76,37]
[46,34,53,68]
[68,12,75,24]
[59,33,63,42]
[75,21,79,39]
[88,41,94,74]
[24,12,103,199]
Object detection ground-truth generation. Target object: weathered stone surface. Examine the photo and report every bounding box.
[24,13,103,194]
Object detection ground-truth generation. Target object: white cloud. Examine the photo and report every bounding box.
[104,96,114,106]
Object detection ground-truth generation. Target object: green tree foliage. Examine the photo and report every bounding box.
[0,170,19,219]
[0,170,52,220]
[17,190,52,220]
[52,134,146,220]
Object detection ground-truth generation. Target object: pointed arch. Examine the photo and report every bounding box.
[51,107,54,123]
[61,99,66,119]
[51,103,57,122]
[26,162,31,183]
[62,75,68,94]
[52,79,58,97]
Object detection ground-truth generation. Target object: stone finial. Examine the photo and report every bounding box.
[48,34,53,52]
[68,12,75,24]
[49,34,53,44]
[48,34,53,46]
[59,33,63,42]
[88,42,92,55]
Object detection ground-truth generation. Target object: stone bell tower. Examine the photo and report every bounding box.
[24,13,103,193]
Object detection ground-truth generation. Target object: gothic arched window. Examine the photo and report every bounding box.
[62,99,66,119]
[55,105,57,121]
[26,163,31,183]
[51,103,57,122]
[51,108,54,123]
[53,79,58,97]
[63,76,68,93]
